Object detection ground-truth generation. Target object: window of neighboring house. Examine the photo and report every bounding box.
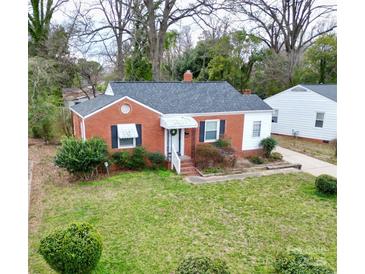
[204,120,219,142]
[315,112,325,128]
[119,137,136,148]
[272,109,279,123]
[252,121,261,137]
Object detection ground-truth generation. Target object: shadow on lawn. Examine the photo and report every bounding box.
[300,183,337,201]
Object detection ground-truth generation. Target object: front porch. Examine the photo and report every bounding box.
[160,116,198,174]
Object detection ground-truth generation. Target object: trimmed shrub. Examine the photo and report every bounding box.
[315,174,337,195]
[39,223,102,274]
[270,152,283,161]
[249,156,264,164]
[112,151,132,169]
[129,146,147,170]
[148,152,166,169]
[274,250,334,274]
[55,137,108,179]
[260,137,277,157]
[195,144,224,169]
[112,147,147,170]
[176,256,230,274]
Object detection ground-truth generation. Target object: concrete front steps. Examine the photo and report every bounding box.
[180,158,199,176]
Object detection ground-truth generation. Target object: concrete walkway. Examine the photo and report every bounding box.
[275,146,337,177]
[185,168,300,184]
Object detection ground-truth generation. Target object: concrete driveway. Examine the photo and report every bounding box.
[275,146,337,177]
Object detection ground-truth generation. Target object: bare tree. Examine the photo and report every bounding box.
[228,0,336,83]
[28,0,69,55]
[141,0,217,80]
[76,59,103,98]
[77,0,134,79]
[194,14,231,41]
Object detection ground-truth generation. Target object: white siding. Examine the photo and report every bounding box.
[242,112,272,150]
[264,87,337,141]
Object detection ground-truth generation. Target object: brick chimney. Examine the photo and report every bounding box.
[183,70,193,82]
[242,89,252,95]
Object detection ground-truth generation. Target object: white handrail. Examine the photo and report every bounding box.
[171,145,181,174]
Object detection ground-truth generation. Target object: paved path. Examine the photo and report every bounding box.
[275,146,337,177]
[185,168,300,184]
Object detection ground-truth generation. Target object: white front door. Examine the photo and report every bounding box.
[166,129,184,157]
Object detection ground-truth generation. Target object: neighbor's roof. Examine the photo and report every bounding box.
[301,84,337,102]
[71,81,272,117]
[62,87,97,101]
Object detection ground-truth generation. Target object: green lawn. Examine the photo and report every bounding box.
[29,171,336,273]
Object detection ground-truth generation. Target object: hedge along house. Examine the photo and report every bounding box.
[70,71,272,174]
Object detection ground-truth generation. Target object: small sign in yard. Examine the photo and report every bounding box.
[104,162,109,176]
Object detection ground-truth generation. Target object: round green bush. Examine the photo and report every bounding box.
[39,223,102,274]
[315,174,337,195]
[274,250,334,274]
[176,256,230,274]
[55,137,108,178]
[260,137,277,157]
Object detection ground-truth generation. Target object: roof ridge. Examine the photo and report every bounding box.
[300,83,337,85]
[109,80,228,84]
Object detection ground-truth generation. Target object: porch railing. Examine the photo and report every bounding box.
[171,145,181,174]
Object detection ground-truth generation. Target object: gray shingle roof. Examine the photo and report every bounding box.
[71,81,272,117]
[301,84,337,102]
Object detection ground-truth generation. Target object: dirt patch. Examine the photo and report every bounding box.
[28,140,71,233]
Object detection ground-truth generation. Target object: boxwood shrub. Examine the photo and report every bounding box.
[54,137,108,179]
[39,223,102,274]
[147,152,166,169]
[315,174,337,195]
[176,256,230,274]
[274,249,334,274]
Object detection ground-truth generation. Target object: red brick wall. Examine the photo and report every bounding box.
[72,112,82,138]
[83,98,164,153]
[184,114,245,157]
[73,100,263,158]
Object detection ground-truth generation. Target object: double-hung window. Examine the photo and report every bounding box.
[117,124,138,148]
[272,109,279,123]
[252,121,261,137]
[204,120,219,142]
[315,112,325,128]
[119,137,135,148]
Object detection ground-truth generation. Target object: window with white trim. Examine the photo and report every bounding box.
[117,124,138,148]
[252,121,261,137]
[204,120,219,142]
[315,112,325,128]
[272,109,279,123]
[119,137,136,148]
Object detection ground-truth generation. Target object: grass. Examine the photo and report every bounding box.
[29,170,336,273]
[273,135,337,165]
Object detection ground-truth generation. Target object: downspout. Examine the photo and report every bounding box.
[81,118,86,141]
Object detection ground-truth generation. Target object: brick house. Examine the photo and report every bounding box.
[70,71,273,174]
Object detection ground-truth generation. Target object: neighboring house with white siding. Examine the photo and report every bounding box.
[264,84,337,142]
